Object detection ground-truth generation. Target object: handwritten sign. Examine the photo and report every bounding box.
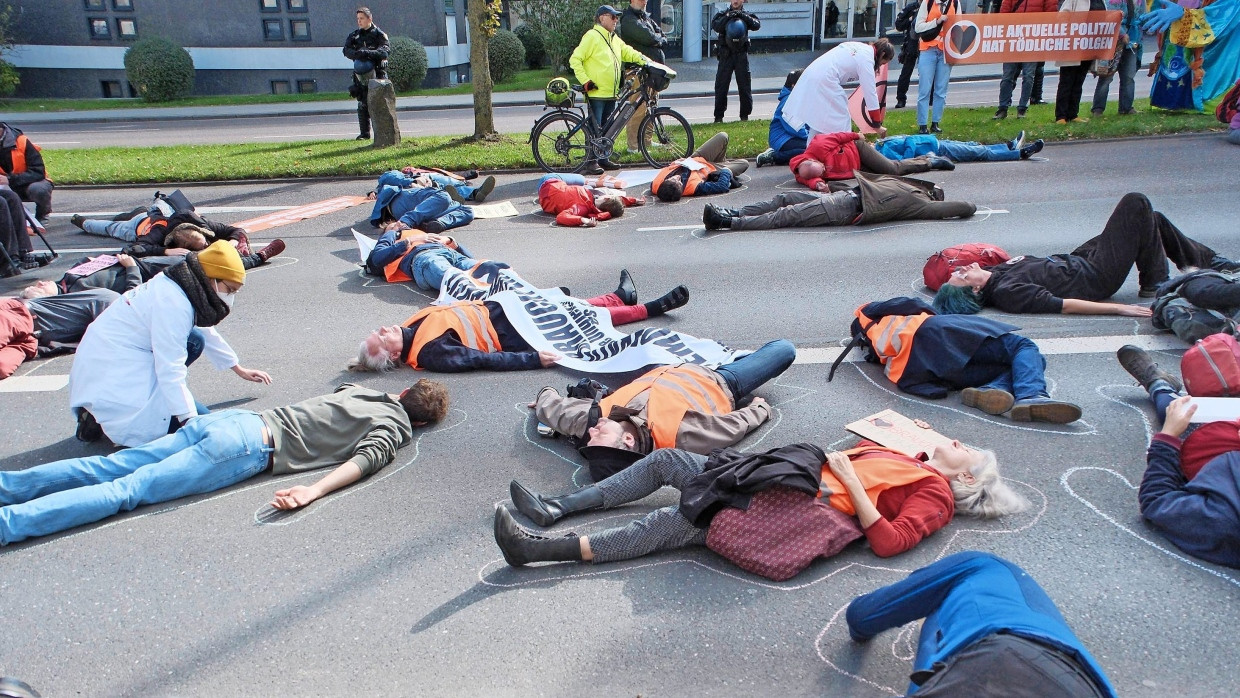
[845,409,955,458]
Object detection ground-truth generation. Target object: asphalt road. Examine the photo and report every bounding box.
[25,72,1157,149]
[2,133,1238,696]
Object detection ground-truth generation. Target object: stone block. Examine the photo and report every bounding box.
[367,78,401,148]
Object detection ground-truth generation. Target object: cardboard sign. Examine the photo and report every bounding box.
[845,409,955,458]
[942,11,1122,65]
[848,62,888,135]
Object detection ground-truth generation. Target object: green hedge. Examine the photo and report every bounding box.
[514,24,546,69]
[388,36,429,92]
[488,29,526,84]
[123,37,195,103]
[0,60,19,98]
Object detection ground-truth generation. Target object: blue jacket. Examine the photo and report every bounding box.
[1140,436,1240,568]
[369,184,473,229]
[874,134,942,160]
[768,86,809,152]
[847,552,1117,697]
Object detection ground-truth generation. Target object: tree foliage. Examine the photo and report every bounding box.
[510,0,596,72]
[387,36,429,91]
[124,36,195,103]
[487,29,526,84]
[513,24,546,69]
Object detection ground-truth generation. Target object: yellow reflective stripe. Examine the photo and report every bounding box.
[449,306,499,352]
[652,376,713,414]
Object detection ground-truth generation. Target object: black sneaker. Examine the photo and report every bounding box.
[599,159,621,171]
[582,161,604,176]
[420,220,446,234]
[702,204,732,231]
[473,175,496,203]
[76,410,104,442]
[1019,139,1044,160]
[20,252,53,270]
[1117,344,1184,392]
[993,107,1008,120]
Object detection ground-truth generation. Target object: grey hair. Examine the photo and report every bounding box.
[347,340,396,373]
[948,450,1030,519]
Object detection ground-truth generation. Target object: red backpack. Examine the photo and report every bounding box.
[922,243,1011,291]
[1182,333,1240,397]
[1216,79,1240,125]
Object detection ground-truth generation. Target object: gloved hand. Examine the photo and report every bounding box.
[705,171,722,182]
[582,80,597,92]
[1139,0,1185,34]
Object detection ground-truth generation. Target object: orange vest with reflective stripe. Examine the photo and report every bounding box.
[819,446,939,515]
[919,0,957,51]
[401,301,501,370]
[651,158,718,198]
[599,365,732,449]
[384,231,473,283]
[6,134,39,175]
[856,305,931,384]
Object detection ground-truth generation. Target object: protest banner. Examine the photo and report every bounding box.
[845,409,956,457]
[941,11,1122,65]
[434,267,734,373]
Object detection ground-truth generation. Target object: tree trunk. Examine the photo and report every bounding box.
[467,0,496,139]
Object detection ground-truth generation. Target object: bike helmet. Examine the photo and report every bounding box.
[725,18,748,51]
[545,77,572,107]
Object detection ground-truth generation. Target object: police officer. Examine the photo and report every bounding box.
[710,0,761,123]
[342,7,390,141]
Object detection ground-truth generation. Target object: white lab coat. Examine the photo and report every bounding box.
[69,274,238,447]
[782,42,878,137]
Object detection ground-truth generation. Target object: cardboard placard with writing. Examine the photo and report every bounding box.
[845,409,955,458]
[942,11,1122,65]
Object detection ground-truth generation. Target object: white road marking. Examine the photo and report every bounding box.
[0,375,68,392]
[246,133,355,140]
[50,206,296,218]
[636,225,701,231]
[32,141,82,145]
[797,333,1183,365]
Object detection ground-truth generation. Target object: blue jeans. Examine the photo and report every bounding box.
[936,140,1020,163]
[81,211,150,242]
[538,173,587,188]
[1091,46,1139,114]
[998,62,1036,109]
[394,190,475,231]
[412,246,495,291]
[714,339,797,399]
[957,334,1048,401]
[0,410,270,545]
[587,98,617,160]
[1228,129,1240,146]
[377,170,479,200]
[917,48,951,126]
[772,137,807,165]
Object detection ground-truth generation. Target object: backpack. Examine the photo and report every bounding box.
[1216,79,1240,125]
[922,243,1011,291]
[1182,333,1240,397]
[1151,270,1240,344]
[917,0,958,42]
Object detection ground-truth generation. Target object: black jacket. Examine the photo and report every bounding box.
[343,24,390,70]
[123,217,246,258]
[679,443,824,527]
[711,7,761,57]
[894,1,921,60]
[619,6,667,63]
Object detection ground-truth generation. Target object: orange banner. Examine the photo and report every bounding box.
[233,195,370,233]
[941,11,1122,65]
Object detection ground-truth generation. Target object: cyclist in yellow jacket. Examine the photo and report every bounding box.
[570,5,650,174]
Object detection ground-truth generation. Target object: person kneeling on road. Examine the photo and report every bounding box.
[537,173,642,227]
[348,270,690,373]
[829,297,1081,424]
[651,132,749,202]
[791,131,954,193]
[703,171,975,231]
[0,380,449,546]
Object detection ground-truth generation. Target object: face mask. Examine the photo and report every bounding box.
[218,291,236,309]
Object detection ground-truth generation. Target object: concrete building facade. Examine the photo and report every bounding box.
[4,0,472,98]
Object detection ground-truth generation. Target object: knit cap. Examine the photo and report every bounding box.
[196,240,245,284]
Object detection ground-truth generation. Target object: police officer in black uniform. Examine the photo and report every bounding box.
[710,0,761,123]
[343,7,390,141]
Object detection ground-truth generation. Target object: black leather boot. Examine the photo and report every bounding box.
[356,105,371,140]
[494,506,583,567]
[614,269,637,305]
[510,480,603,527]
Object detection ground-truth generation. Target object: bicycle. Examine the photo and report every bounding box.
[530,62,694,173]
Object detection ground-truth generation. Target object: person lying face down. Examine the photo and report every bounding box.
[347,270,690,373]
[494,434,1028,572]
[935,193,1235,318]
[0,380,450,546]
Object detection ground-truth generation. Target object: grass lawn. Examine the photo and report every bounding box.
[0,68,557,113]
[44,99,1225,185]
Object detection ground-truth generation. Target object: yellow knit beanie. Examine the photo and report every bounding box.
[196,240,245,285]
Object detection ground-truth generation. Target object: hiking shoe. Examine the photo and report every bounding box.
[1016,107,1028,118]
[76,410,104,442]
[599,159,621,171]
[255,239,285,263]
[1117,345,1183,392]
[961,387,1015,415]
[420,220,446,234]
[927,155,955,171]
[1019,139,1044,159]
[1009,397,1083,424]
[443,185,467,204]
[582,161,604,176]
[70,214,86,230]
[993,107,1008,120]
[1009,130,1026,150]
[755,148,777,168]
[473,175,496,203]
[702,204,732,231]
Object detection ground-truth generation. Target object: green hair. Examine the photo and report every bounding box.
[932,284,983,315]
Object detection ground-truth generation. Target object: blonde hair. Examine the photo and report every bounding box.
[948,450,1030,519]
[347,340,397,372]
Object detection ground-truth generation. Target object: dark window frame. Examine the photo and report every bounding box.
[259,0,280,12]
[286,0,308,12]
[289,18,311,41]
[112,0,135,10]
[116,17,138,39]
[270,80,291,94]
[84,0,106,9]
[101,80,124,98]
[88,17,111,39]
[263,18,284,40]
[296,79,317,93]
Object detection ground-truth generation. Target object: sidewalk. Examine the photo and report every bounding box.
[0,49,1027,125]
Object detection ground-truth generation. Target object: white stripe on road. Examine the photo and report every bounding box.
[0,375,69,393]
[793,334,1186,366]
[50,206,296,218]
[637,225,701,231]
[638,210,1009,233]
[246,133,356,140]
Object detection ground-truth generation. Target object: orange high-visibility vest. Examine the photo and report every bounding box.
[919,0,958,51]
[855,305,932,384]
[600,365,732,449]
[819,446,940,515]
[6,134,40,175]
[651,157,718,197]
[384,230,472,283]
[401,301,501,370]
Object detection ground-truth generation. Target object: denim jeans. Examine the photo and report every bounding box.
[936,140,1020,163]
[917,48,951,125]
[998,62,1036,109]
[81,211,150,242]
[0,410,270,545]
[956,334,1048,401]
[1228,129,1240,146]
[1091,46,1139,114]
[393,190,475,231]
[412,246,486,291]
[185,328,210,416]
[538,173,587,188]
[772,137,808,165]
[714,339,797,399]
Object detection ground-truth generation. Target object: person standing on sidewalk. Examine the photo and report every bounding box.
[915,0,959,134]
[619,0,667,153]
[342,7,390,141]
[1090,0,1142,116]
[994,0,1057,119]
[711,0,761,123]
[1054,0,1105,123]
[893,0,921,109]
[569,6,651,174]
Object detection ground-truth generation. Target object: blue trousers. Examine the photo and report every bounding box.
[956,334,1048,401]
[0,411,270,545]
[936,140,1020,162]
[772,137,808,166]
[714,339,797,399]
[917,48,952,125]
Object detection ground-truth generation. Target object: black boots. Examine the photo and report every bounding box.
[510,480,603,526]
[703,203,732,231]
[356,109,371,140]
[494,505,583,567]
[644,285,690,318]
[614,269,637,305]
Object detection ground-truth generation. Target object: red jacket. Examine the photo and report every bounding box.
[790,132,862,189]
[538,178,605,227]
[1000,0,1057,12]
[0,298,37,379]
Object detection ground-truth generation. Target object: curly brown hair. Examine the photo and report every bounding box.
[399,378,451,424]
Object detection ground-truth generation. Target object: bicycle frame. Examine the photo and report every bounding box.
[536,66,660,161]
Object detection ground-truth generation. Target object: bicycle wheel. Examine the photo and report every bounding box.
[638,107,694,168]
[531,112,589,173]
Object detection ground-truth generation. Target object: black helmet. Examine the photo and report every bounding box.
[725,18,748,51]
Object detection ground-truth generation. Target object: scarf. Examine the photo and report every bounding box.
[164,254,230,327]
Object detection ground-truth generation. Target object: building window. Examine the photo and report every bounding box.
[260,0,280,11]
[89,18,111,39]
[112,0,134,9]
[101,80,125,98]
[444,0,455,14]
[289,19,311,40]
[297,79,317,93]
[271,80,291,94]
[286,0,307,11]
[84,0,106,9]
[117,18,137,38]
[263,18,284,40]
